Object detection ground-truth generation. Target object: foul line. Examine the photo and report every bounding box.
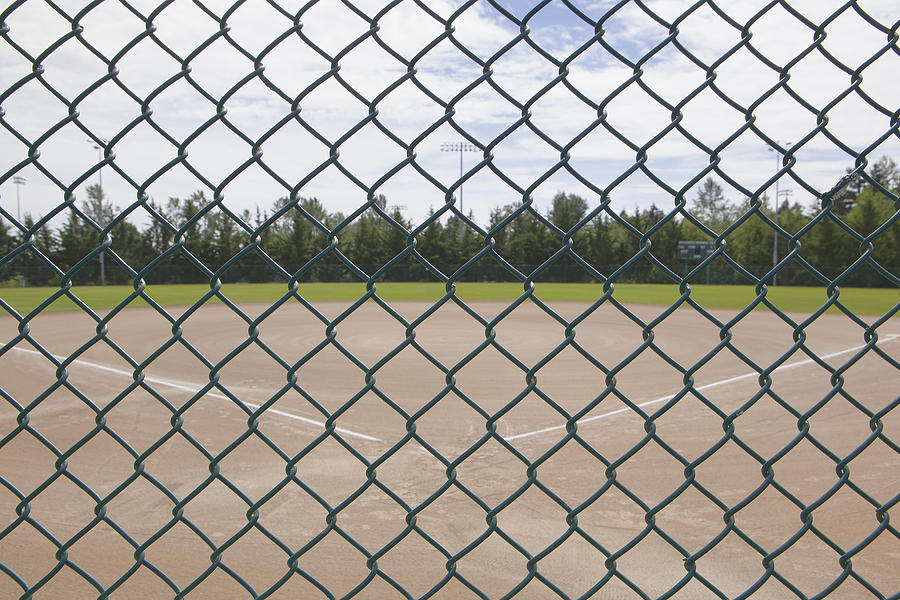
[507,334,900,441]
[7,347,382,442]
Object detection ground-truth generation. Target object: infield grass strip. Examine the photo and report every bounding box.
[0,282,897,316]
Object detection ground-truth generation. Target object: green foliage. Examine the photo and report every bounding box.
[548,192,588,232]
[5,157,899,289]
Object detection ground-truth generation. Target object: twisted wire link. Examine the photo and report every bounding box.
[0,1,898,599]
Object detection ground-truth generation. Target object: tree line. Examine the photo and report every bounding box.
[2,157,898,288]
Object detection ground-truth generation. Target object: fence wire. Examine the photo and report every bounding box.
[0,0,899,599]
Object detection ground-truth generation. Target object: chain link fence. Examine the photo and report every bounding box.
[1,0,899,598]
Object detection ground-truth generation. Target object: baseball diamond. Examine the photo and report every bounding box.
[1,0,899,598]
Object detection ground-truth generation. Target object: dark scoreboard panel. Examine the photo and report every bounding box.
[677,240,715,261]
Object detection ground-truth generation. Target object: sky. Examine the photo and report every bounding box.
[0,0,898,234]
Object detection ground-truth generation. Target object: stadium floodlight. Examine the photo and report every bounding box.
[768,141,791,286]
[440,142,478,238]
[11,175,26,222]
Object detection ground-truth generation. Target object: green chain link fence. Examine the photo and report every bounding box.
[0,0,899,598]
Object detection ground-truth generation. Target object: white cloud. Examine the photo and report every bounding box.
[1,0,898,235]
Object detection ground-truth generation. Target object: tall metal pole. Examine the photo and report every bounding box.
[768,142,791,286]
[773,148,779,286]
[441,142,478,239]
[459,148,464,217]
[11,176,27,287]
[88,139,105,285]
[12,175,26,222]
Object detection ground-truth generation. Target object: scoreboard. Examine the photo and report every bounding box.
[677,240,715,261]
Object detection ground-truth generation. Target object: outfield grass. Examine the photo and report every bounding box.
[1,282,897,317]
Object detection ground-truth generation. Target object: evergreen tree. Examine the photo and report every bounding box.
[143,198,177,258]
[843,187,896,285]
[346,197,386,271]
[800,209,854,282]
[416,209,449,269]
[0,217,15,283]
[49,185,113,283]
[239,207,272,282]
[57,204,98,283]
[14,214,56,286]
[584,213,612,270]
[493,204,553,271]
[209,209,241,273]
[108,219,147,284]
[727,198,773,277]
[5,156,897,287]
[645,205,682,276]
[440,213,466,267]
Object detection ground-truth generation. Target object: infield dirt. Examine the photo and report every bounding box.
[1,300,898,599]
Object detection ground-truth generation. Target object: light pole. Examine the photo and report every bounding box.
[11,175,26,287]
[440,142,478,238]
[11,175,26,222]
[768,142,791,286]
[87,139,106,285]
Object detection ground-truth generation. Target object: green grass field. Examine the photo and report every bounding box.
[0,282,897,317]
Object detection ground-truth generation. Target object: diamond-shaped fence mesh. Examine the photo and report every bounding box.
[0,0,899,598]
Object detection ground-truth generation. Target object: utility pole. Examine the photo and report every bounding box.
[87,139,106,285]
[768,141,791,286]
[12,175,26,222]
[440,142,478,238]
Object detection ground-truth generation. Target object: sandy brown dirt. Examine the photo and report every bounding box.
[0,299,898,599]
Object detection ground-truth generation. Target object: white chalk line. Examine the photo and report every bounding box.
[7,346,382,442]
[507,334,900,442]
[8,334,898,445]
